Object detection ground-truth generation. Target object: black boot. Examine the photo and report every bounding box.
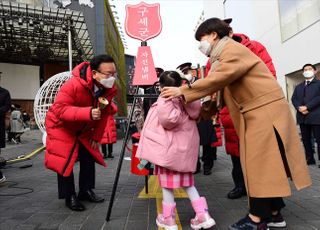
[78,189,105,203]
[307,158,316,165]
[107,153,114,159]
[203,167,212,175]
[101,144,107,159]
[107,144,114,158]
[65,194,85,211]
[227,187,247,199]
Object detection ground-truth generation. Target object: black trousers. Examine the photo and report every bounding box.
[230,155,245,189]
[300,124,320,161]
[101,143,113,156]
[57,143,95,199]
[249,197,286,218]
[201,144,216,171]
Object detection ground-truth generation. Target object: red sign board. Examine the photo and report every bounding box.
[132,46,157,86]
[125,2,162,41]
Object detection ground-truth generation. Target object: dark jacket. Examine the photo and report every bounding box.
[143,86,159,119]
[197,120,217,146]
[0,87,11,148]
[292,78,320,125]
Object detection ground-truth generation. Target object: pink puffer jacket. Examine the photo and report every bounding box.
[136,97,201,172]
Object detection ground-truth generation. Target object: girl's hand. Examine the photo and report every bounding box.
[160,87,182,100]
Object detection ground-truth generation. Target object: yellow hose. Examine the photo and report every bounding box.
[6,146,45,164]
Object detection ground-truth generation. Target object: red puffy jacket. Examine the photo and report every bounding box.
[219,33,277,156]
[101,104,118,144]
[45,62,117,176]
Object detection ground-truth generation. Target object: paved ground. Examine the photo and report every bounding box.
[0,130,320,230]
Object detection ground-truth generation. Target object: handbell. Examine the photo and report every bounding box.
[98,97,109,110]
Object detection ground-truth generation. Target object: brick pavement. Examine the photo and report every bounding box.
[0,130,320,230]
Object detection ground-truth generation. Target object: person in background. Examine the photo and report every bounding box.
[22,110,31,129]
[7,104,15,142]
[177,62,217,176]
[0,71,11,183]
[292,64,320,166]
[10,104,24,143]
[101,102,118,159]
[45,55,118,211]
[161,17,311,230]
[137,71,215,230]
[143,67,163,119]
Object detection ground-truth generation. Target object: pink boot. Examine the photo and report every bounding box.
[156,201,178,230]
[190,197,216,229]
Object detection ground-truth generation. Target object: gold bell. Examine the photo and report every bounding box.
[98,97,109,110]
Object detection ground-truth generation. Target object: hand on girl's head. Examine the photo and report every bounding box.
[160,86,182,100]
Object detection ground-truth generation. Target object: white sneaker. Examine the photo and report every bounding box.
[190,212,216,229]
[156,214,178,230]
[0,175,6,184]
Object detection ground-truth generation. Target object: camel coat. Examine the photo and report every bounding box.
[180,39,311,198]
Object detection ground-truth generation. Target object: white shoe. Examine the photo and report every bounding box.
[190,213,216,229]
[0,175,6,184]
[156,214,178,230]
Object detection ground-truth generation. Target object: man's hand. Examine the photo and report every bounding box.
[299,106,309,115]
[90,140,99,150]
[91,108,101,120]
[160,87,182,100]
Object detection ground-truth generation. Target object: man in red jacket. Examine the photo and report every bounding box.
[45,55,117,211]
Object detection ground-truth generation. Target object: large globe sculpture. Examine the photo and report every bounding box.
[34,71,71,144]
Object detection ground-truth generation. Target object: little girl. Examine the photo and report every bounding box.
[137,71,215,230]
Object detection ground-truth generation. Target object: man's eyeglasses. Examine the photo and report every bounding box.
[95,70,117,78]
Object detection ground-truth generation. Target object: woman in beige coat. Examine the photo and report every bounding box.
[161,18,311,230]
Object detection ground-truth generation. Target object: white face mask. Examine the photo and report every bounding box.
[99,76,116,88]
[303,70,314,78]
[198,40,212,56]
[184,73,194,82]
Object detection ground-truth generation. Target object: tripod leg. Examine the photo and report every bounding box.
[106,86,139,222]
[145,175,148,194]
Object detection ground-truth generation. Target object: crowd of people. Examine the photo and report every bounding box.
[0,16,318,230]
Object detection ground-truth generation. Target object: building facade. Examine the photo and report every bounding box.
[0,0,127,117]
[0,0,93,114]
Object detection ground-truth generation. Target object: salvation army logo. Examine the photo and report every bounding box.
[125,2,162,41]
